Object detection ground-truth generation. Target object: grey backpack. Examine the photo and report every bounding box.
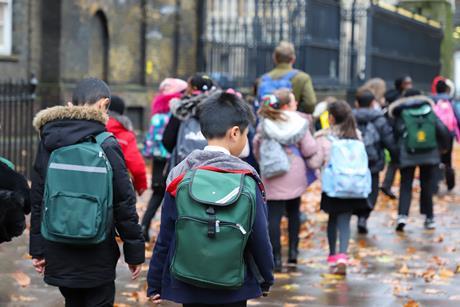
[259,139,290,179]
[172,117,208,166]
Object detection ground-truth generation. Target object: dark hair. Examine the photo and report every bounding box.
[328,100,359,139]
[189,74,214,92]
[394,75,411,92]
[198,92,255,139]
[384,89,400,104]
[356,90,375,107]
[404,89,421,97]
[72,78,111,105]
[436,79,448,94]
[108,95,125,115]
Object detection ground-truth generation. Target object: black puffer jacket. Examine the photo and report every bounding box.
[30,105,145,288]
[353,108,397,173]
[389,95,451,168]
[0,160,31,243]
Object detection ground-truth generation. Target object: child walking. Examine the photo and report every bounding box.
[253,89,318,271]
[30,78,145,306]
[147,91,274,306]
[308,100,371,275]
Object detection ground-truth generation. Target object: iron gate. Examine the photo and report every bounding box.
[197,0,341,89]
[0,80,37,178]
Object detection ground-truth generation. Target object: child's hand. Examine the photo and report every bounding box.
[150,294,162,304]
[32,258,46,274]
[128,264,142,280]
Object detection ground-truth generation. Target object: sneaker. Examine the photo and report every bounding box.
[335,253,348,275]
[380,187,397,199]
[327,255,337,266]
[396,215,407,232]
[357,217,368,234]
[424,218,436,230]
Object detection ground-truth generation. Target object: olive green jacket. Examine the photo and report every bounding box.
[264,63,317,114]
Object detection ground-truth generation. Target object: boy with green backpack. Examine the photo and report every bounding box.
[388,89,450,232]
[147,91,274,307]
[30,78,145,306]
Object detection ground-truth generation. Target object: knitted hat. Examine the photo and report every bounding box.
[109,95,125,115]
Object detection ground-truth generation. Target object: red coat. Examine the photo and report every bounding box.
[107,116,147,194]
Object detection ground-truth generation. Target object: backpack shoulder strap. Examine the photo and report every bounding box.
[95,132,114,145]
[281,70,299,81]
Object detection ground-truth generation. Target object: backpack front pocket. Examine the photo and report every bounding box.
[44,192,101,239]
[171,216,247,289]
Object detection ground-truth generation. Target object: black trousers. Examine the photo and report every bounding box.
[184,301,247,307]
[382,161,398,190]
[267,197,301,259]
[141,159,167,229]
[357,172,379,220]
[398,165,435,219]
[59,282,115,307]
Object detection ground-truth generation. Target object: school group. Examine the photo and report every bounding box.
[0,41,457,307]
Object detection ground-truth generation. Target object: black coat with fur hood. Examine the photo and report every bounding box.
[30,105,145,288]
[388,95,451,168]
[0,160,31,244]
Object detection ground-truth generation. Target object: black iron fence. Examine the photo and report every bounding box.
[197,0,341,89]
[365,4,442,89]
[197,0,442,91]
[0,79,37,178]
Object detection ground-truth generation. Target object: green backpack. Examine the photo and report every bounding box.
[401,104,437,153]
[171,168,257,289]
[41,132,113,245]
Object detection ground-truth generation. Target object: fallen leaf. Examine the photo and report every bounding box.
[377,255,394,263]
[406,247,417,255]
[114,304,130,307]
[455,264,460,273]
[399,263,410,275]
[10,272,31,287]
[321,273,345,280]
[124,283,139,289]
[422,268,436,282]
[282,284,300,291]
[449,295,460,300]
[274,273,291,280]
[283,304,299,307]
[439,268,454,278]
[433,235,444,243]
[404,299,419,307]
[247,301,263,306]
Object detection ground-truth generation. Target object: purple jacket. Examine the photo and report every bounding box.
[253,111,318,201]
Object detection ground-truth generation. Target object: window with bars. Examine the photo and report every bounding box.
[0,0,12,55]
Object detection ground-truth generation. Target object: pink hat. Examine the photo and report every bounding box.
[159,78,188,95]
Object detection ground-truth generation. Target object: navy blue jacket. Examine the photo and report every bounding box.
[147,186,274,304]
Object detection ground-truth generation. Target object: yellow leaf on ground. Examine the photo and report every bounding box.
[439,268,454,278]
[10,272,31,287]
[282,284,300,291]
[274,273,291,279]
[321,273,345,280]
[10,295,37,302]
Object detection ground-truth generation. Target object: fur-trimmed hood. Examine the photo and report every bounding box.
[33,105,108,132]
[388,95,435,118]
[261,111,309,145]
[33,105,108,152]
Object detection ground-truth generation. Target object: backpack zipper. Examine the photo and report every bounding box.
[179,216,247,235]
